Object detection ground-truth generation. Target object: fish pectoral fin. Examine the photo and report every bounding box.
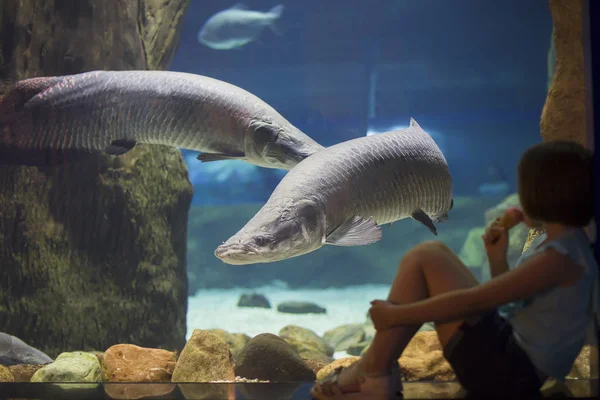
[104,139,137,156]
[197,152,245,163]
[325,216,382,246]
[411,209,438,236]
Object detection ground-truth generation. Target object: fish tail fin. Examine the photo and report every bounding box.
[268,4,284,19]
[0,76,94,167]
[0,76,60,120]
[267,5,285,36]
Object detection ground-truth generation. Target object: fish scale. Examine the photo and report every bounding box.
[266,119,452,232]
[0,70,323,168]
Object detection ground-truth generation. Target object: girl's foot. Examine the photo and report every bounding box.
[318,362,362,393]
[311,360,403,399]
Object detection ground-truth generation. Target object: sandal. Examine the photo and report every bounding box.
[310,362,403,399]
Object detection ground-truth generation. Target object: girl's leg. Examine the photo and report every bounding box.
[328,240,480,391]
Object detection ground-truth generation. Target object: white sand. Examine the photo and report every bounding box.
[187,282,391,358]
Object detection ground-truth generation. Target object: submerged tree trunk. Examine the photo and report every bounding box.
[0,0,192,357]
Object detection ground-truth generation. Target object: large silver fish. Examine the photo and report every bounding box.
[215,118,453,265]
[0,70,323,168]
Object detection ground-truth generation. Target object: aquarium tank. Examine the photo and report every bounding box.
[0,0,597,398]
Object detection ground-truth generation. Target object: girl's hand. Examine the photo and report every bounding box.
[482,220,509,264]
[369,300,398,331]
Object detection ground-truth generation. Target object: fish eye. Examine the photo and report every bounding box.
[254,235,271,247]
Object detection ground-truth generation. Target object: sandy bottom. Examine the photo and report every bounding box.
[187,283,391,359]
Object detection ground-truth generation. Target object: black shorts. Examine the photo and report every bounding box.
[443,310,544,398]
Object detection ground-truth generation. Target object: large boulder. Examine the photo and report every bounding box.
[0,0,192,357]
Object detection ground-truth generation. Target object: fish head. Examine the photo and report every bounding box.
[215,199,326,265]
[246,120,324,170]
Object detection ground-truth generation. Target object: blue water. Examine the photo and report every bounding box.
[169,0,552,206]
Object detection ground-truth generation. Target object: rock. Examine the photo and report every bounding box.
[207,329,251,361]
[0,0,192,358]
[303,359,329,376]
[323,324,366,352]
[235,333,316,382]
[279,325,334,357]
[171,330,235,383]
[101,344,176,382]
[0,332,53,365]
[567,344,592,379]
[541,0,587,146]
[7,364,45,382]
[316,357,360,381]
[523,228,546,253]
[458,228,486,269]
[399,331,455,381]
[347,341,371,356]
[0,364,14,382]
[277,301,326,314]
[298,350,334,365]
[30,351,102,383]
[547,26,556,92]
[237,293,271,308]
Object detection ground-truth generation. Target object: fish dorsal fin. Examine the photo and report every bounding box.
[409,117,421,129]
[229,3,248,10]
[324,216,382,246]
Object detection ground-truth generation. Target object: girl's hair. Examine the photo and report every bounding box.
[518,140,594,227]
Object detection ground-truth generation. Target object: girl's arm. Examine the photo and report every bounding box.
[489,258,510,277]
[385,248,583,326]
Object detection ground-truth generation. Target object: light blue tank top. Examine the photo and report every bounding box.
[498,228,599,380]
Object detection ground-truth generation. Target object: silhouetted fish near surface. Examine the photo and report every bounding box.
[0,70,324,168]
[215,118,454,265]
[198,3,284,50]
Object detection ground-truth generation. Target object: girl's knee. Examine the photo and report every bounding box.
[420,240,448,250]
[413,240,449,255]
[401,241,451,265]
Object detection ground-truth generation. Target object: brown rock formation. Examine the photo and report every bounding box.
[171,330,236,383]
[0,364,14,382]
[0,0,192,357]
[7,364,44,382]
[398,331,455,382]
[101,344,177,382]
[541,0,587,146]
[526,0,590,249]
